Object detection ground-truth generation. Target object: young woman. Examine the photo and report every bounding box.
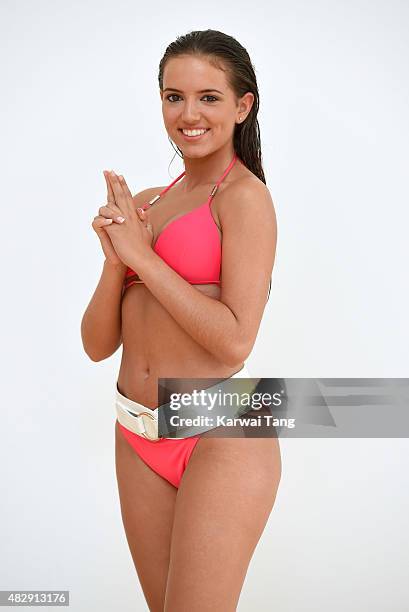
[81,29,281,612]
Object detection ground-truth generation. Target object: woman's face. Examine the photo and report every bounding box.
[160,54,253,158]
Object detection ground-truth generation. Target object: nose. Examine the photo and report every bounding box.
[180,99,201,123]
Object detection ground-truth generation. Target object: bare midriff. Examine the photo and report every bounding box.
[117,281,243,409]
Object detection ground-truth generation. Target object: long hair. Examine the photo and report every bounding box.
[158,29,272,300]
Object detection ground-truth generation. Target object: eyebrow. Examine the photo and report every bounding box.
[163,87,224,95]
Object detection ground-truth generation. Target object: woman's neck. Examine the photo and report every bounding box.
[180,145,236,192]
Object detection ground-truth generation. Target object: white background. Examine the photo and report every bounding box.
[1,0,408,610]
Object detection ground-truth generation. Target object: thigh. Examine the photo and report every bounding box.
[164,437,282,612]
[115,421,177,612]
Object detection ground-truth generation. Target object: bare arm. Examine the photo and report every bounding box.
[80,260,125,361]
[131,179,277,367]
[80,187,160,362]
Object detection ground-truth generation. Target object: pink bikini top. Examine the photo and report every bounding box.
[123,153,239,291]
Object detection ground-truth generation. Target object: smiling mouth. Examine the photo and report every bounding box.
[178,128,211,139]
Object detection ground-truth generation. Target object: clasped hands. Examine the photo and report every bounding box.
[93,170,154,269]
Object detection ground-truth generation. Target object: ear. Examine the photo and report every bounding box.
[237,92,255,121]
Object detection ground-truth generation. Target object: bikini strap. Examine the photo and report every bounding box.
[142,153,238,211]
[158,170,186,197]
[209,153,238,201]
[142,169,186,210]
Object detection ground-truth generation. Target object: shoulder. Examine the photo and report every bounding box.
[217,174,276,227]
[132,186,166,208]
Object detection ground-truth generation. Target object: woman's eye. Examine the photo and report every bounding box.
[166,94,218,103]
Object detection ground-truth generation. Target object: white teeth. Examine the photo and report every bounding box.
[182,129,208,136]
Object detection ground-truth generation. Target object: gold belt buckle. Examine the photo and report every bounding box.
[137,411,160,442]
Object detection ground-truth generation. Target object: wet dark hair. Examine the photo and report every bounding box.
[158,29,272,301]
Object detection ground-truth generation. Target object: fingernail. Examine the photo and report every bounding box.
[116,216,125,223]
[110,170,115,176]
[105,219,113,224]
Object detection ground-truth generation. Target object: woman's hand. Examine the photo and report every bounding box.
[92,171,127,268]
[103,171,154,269]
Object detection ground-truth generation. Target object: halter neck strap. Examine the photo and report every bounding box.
[145,153,238,208]
[209,152,238,199]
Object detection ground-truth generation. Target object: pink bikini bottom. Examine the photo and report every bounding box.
[116,364,251,488]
